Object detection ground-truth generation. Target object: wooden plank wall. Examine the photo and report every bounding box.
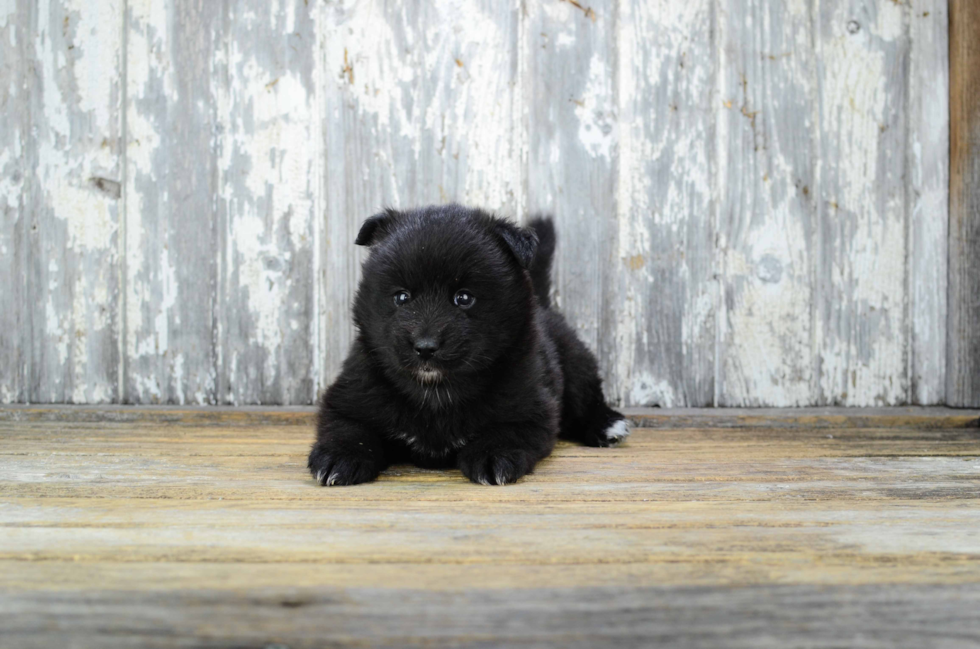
[0,0,961,407]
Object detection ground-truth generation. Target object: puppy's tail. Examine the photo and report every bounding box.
[528,216,556,309]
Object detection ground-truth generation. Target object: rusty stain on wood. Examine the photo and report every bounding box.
[625,254,644,270]
[341,47,354,84]
[561,0,597,22]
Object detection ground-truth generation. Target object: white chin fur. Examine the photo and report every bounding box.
[415,368,443,384]
[604,419,630,442]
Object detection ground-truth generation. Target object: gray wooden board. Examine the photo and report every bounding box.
[0,1,30,403]
[909,0,949,405]
[716,0,815,406]
[612,0,715,408]
[0,1,965,407]
[416,0,523,218]
[948,0,980,407]
[815,0,910,406]
[124,0,222,404]
[526,0,615,372]
[215,0,318,405]
[23,0,123,404]
[2,585,979,649]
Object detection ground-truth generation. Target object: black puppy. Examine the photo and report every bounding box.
[309,204,628,486]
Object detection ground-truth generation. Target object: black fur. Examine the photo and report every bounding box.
[309,204,628,487]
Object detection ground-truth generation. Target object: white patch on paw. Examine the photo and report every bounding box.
[315,469,327,485]
[494,469,508,486]
[604,419,630,442]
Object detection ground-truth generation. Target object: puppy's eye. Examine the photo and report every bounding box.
[453,290,476,309]
[393,290,411,307]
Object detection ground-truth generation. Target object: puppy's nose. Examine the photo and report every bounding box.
[413,337,439,361]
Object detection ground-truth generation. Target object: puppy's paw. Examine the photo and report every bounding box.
[580,413,631,448]
[601,417,631,445]
[308,442,381,487]
[457,447,534,486]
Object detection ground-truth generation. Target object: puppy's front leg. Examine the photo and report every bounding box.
[308,412,385,486]
[457,423,556,486]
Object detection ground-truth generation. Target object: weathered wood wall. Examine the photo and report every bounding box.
[0,0,958,406]
[948,0,980,408]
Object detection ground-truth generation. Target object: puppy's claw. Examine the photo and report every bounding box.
[460,449,532,486]
[308,443,381,487]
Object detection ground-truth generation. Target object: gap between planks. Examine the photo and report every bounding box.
[1,406,978,428]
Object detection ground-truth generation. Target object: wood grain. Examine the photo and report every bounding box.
[613,0,715,407]
[0,0,31,404]
[526,0,616,370]
[0,409,978,646]
[3,585,980,649]
[124,0,221,404]
[16,0,123,404]
[417,0,523,214]
[909,0,949,405]
[948,0,980,407]
[0,1,968,407]
[216,0,318,405]
[717,0,814,406]
[815,0,910,406]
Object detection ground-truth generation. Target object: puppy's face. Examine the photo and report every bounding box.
[352,206,537,389]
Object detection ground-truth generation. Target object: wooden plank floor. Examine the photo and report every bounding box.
[1,407,979,648]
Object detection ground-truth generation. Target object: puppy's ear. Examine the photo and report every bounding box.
[355,208,400,246]
[494,221,539,270]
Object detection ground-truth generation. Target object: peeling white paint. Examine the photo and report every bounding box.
[46,299,69,367]
[816,1,909,406]
[612,0,714,405]
[715,0,814,406]
[67,0,121,136]
[422,0,520,211]
[0,0,952,407]
[874,1,905,43]
[45,183,117,251]
[125,0,167,370]
[323,0,418,135]
[0,1,17,29]
[574,53,616,161]
[27,0,123,403]
[908,0,948,405]
[215,0,319,404]
[629,373,677,408]
[0,144,20,204]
